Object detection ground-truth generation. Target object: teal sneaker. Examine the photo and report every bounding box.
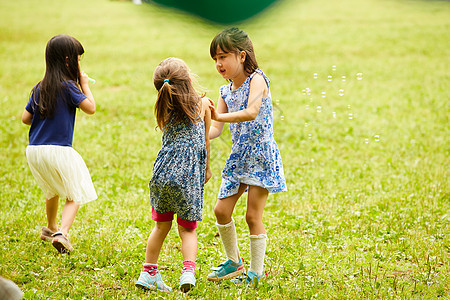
[135,271,172,293]
[179,272,196,293]
[207,259,244,282]
[232,270,264,286]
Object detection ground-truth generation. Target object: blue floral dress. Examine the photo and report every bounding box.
[149,117,206,221]
[218,69,287,199]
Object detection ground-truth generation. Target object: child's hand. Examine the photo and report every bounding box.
[208,100,220,121]
[205,168,212,183]
[79,71,89,86]
[208,98,215,109]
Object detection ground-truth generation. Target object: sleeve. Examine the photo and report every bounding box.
[66,81,87,108]
[219,84,228,101]
[25,87,37,114]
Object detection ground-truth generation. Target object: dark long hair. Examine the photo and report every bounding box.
[33,34,84,118]
[153,57,201,130]
[210,27,258,77]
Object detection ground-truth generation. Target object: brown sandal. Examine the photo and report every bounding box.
[52,232,73,253]
[40,227,55,242]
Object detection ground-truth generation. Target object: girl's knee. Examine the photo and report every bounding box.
[214,203,230,220]
[214,204,224,218]
[245,212,261,227]
[155,221,172,233]
[178,225,196,233]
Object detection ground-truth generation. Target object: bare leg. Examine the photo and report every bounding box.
[145,221,172,264]
[59,199,79,236]
[178,225,197,262]
[246,185,268,235]
[214,184,248,225]
[45,193,59,232]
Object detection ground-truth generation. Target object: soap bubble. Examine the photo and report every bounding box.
[305,88,311,95]
[374,135,380,142]
[321,92,326,98]
[328,75,332,82]
[342,76,346,82]
[332,65,337,71]
[347,104,351,109]
[348,113,353,119]
[316,106,322,113]
[356,73,363,80]
[313,73,318,79]
[338,89,344,96]
[332,112,336,118]
[365,138,369,144]
[280,115,284,121]
[305,122,308,127]
[308,134,312,139]
[305,104,310,110]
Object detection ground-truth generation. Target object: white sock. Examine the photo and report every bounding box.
[216,218,240,263]
[249,234,267,275]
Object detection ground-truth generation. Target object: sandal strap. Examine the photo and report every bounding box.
[51,231,65,237]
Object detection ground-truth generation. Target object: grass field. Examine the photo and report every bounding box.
[0,0,449,299]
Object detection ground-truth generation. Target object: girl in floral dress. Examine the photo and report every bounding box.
[135,57,212,293]
[206,28,287,285]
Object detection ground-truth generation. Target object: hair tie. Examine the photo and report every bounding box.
[164,79,169,83]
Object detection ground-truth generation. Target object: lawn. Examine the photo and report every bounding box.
[0,0,448,299]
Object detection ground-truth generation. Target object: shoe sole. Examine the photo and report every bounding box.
[179,283,194,293]
[135,281,171,293]
[206,267,244,282]
[52,239,73,253]
[234,276,264,285]
[135,281,156,291]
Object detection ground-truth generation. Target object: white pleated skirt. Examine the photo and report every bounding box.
[26,145,97,205]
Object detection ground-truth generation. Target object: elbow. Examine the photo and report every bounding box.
[209,129,221,140]
[244,108,258,121]
[21,113,32,125]
[247,112,258,121]
[84,106,96,115]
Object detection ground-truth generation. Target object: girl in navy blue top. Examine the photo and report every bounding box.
[21,34,97,253]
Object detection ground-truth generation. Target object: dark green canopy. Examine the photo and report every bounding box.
[145,0,280,25]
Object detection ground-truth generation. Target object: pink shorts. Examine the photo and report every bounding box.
[151,208,197,229]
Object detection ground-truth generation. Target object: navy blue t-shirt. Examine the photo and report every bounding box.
[25,81,86,147]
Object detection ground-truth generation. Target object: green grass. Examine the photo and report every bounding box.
[1,0,449,298]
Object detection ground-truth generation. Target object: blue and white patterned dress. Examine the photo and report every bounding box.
[218,69,287,199]
[149,116,206,221]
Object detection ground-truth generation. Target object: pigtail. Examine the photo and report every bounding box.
[155,81,175,130]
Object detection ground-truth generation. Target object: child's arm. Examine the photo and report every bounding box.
[212,74,267,123]
[78,71,96,114]
[201,97,212,183]
[209,96,227,140]
[21,110,32,125]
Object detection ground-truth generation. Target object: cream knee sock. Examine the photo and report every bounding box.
[216,219,240,263]
[249,234,267,275]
